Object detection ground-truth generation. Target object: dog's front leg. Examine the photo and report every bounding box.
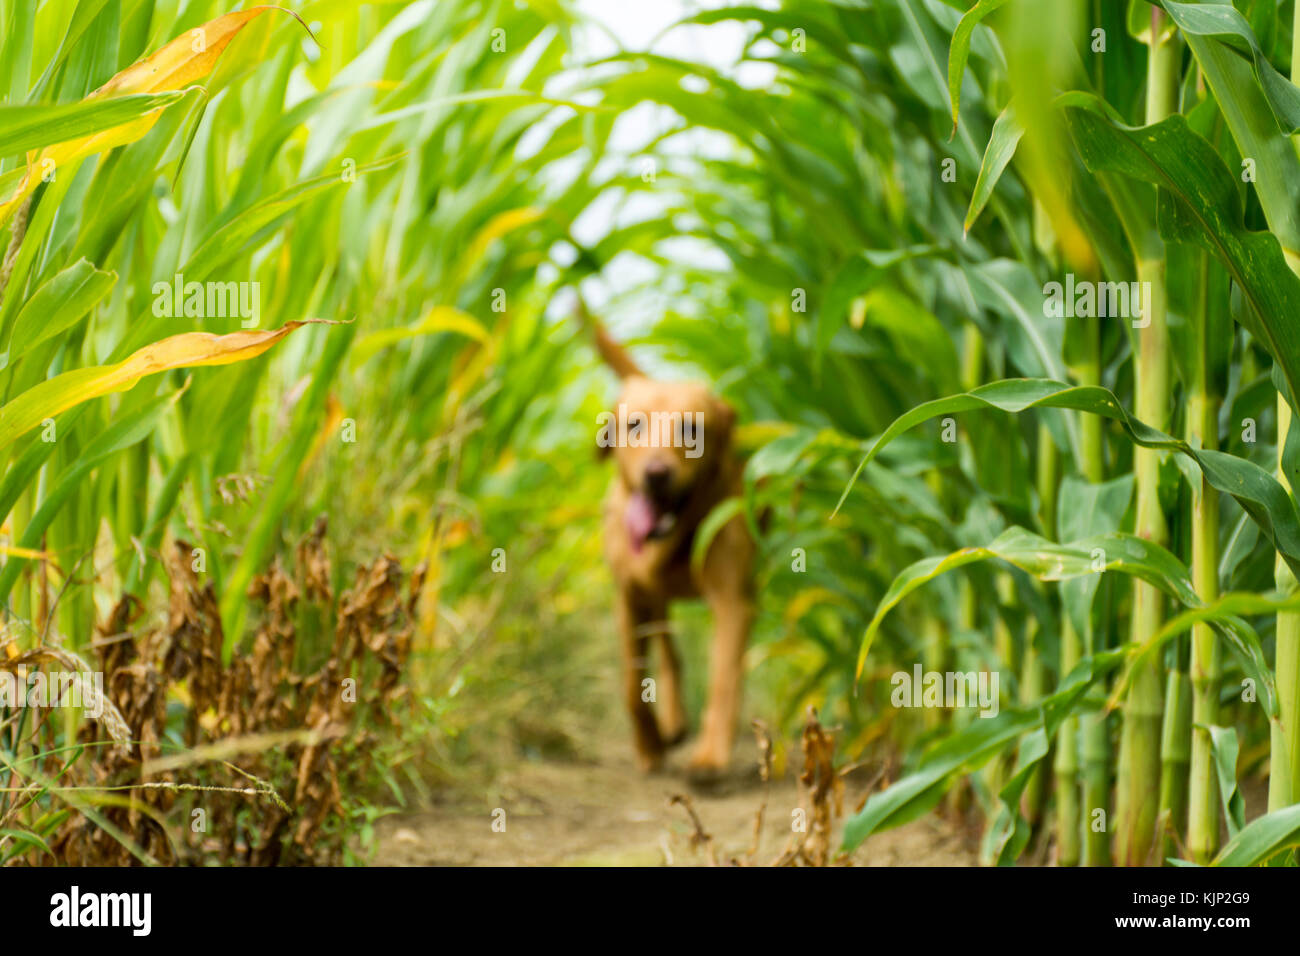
[688,588,755,774]
[655,628,688,747]
[617,588,666,772]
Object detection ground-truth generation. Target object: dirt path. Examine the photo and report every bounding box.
[372,737,981,867]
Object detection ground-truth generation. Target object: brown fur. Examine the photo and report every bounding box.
[586,307,755,776]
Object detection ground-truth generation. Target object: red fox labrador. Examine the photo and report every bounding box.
[586,309,755,777]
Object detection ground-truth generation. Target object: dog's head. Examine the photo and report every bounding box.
[598,376,735,552]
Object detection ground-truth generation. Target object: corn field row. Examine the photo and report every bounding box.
[2,0,1300,867]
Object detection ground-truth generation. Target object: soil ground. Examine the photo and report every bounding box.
[372,735,982,867]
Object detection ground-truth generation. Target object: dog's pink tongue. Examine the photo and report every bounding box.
[625,493,657,552]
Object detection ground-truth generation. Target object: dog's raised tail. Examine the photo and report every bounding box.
[575,295,643,379]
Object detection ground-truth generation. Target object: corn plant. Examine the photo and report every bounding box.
[814,0,1300,866]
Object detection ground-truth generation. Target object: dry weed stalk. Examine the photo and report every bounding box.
[2,517,422,866]
[667,793,718,866]
[771,707,845,866]
[668,709,847,867]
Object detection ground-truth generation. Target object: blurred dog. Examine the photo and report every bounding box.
[584,305,755,776]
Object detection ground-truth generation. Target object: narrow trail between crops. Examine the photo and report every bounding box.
[372,733,982,867]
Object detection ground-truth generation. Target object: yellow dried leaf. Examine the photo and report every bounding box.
[0,320,330,450]
[0,7,281,225]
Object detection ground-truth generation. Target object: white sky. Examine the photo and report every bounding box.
[554,1,775,340]
[575,0,751,64]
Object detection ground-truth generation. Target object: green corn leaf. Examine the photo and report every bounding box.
[857,286,962,395]
[28,0,114,101]
[0,406,92,524]
[1110,590,1292,717]
[965,103,1022,234]
[842,648,1128,851]
[0,391,175,603]
[0,828,53,862]
[984,726,1049,865]
[818,246,946,366]
[842,705,1040,849]
[1208,725,1246,838]
[962,260,1079,461]
[1056,474,1134,639]
[678,6,861,76]
[833,379,1300,582]
[1157,0,1300,134]
[219,321,358,654]
[1175,15,1300,255]
[1210,803,1300,866]
[947,0,1009,134]
[855,526,1273,718]
[124,452,192,594]
[2,258,115,369]
[1061,95,1300,416]
[690,497,747,578]
[181,154,403,286]
[0,93,183,160]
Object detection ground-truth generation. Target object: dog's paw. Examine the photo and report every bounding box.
[684,760,731,795]
[685,747,727,778]
[685,741,767,794]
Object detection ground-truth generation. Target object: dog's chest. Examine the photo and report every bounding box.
[604,503,701,598]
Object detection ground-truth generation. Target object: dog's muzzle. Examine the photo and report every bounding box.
[625,491,680,552]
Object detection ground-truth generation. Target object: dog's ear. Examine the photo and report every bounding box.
[576,296,643,379]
